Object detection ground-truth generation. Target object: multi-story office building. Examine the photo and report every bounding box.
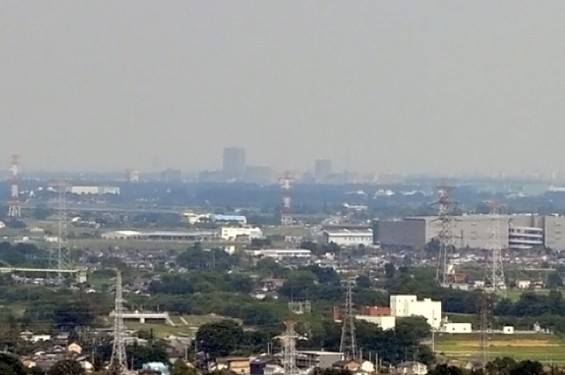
[160,168,182,182]
[375,214,565,251]
[314,159,332,183]
[222,147,246,179]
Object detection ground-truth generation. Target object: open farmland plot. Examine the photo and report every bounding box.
[435,334,565,365]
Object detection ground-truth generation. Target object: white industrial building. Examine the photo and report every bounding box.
[250,249,312,260]
[220,226,263,241]
[322,228,373,247]
[68,185,121,195]
[441,322,472,334]
[183,212,247,225]
[376,214,565,251]
[390,295,442,329]
[508,226,543,250]
[355,315,397,330]
[101,230,217,241]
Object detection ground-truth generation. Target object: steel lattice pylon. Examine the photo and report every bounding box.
[279,320,300,375]
[53,181,73,283]
[486,202,506,295]
[339,276,357,360]
[7,155,21,219]
[435,183,455,286]
[110,270,128,374]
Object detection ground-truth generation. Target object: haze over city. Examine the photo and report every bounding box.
[2,1,565,176]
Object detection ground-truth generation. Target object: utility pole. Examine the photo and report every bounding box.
[340,276,357,360]
[479,291,490,368]
[110,270,128,374]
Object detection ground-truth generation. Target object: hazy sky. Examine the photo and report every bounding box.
[2,1,565,175]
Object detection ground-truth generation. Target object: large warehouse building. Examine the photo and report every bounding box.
[374,214,565,251]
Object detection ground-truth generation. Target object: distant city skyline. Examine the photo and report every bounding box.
[2,2,565,175]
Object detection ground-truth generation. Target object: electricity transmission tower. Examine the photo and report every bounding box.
[486,202,506,295]
[339,276,357,360]
[7,154,21,219]
[435,183,455,286]
[279,320,300,375]
[54,180,73,282]
[110,270,128,374]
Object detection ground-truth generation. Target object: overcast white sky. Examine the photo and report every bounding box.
[1,1,565,175]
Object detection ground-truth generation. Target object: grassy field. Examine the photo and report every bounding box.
[435,333,565,365]
[505,289,550,302]
[125,314,240,339]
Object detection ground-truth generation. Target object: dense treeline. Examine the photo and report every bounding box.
[0,242,51,268]
[196,317,434,365]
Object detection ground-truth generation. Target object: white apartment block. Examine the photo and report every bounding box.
[390,295,442,329]
[322,228,373,247]
[220,226,263,241]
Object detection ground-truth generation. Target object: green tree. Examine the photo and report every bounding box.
[196,320,244,358]
[509,360,543,375]
[356,275,372,289]
[547,271,563,289]
[384,263,396,279]
[32,205,54,220]
[395,316,431,342]
[171,360,198,375]
[0,353,27,375]
[428,364,463,375]
[127,340,169,370]
[48,359,85,375]
[486,357,517,375]
[279,270,318,300]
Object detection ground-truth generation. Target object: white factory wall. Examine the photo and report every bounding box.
[355,315,396,330]
[390,295,442,329]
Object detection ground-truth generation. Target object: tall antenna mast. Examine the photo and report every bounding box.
[435,182,455,286]
[339,276,357,360]
[110,270,128,374]
[7,155,21,219]
[486,202,506,295]
[279,320,300,375]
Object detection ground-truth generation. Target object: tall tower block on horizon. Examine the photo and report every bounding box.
[222,147,246,179]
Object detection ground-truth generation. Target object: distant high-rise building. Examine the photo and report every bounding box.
[245,165,272,184]
[315,159,332,183]
[160,168,182,182]
[223,147,246,178]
